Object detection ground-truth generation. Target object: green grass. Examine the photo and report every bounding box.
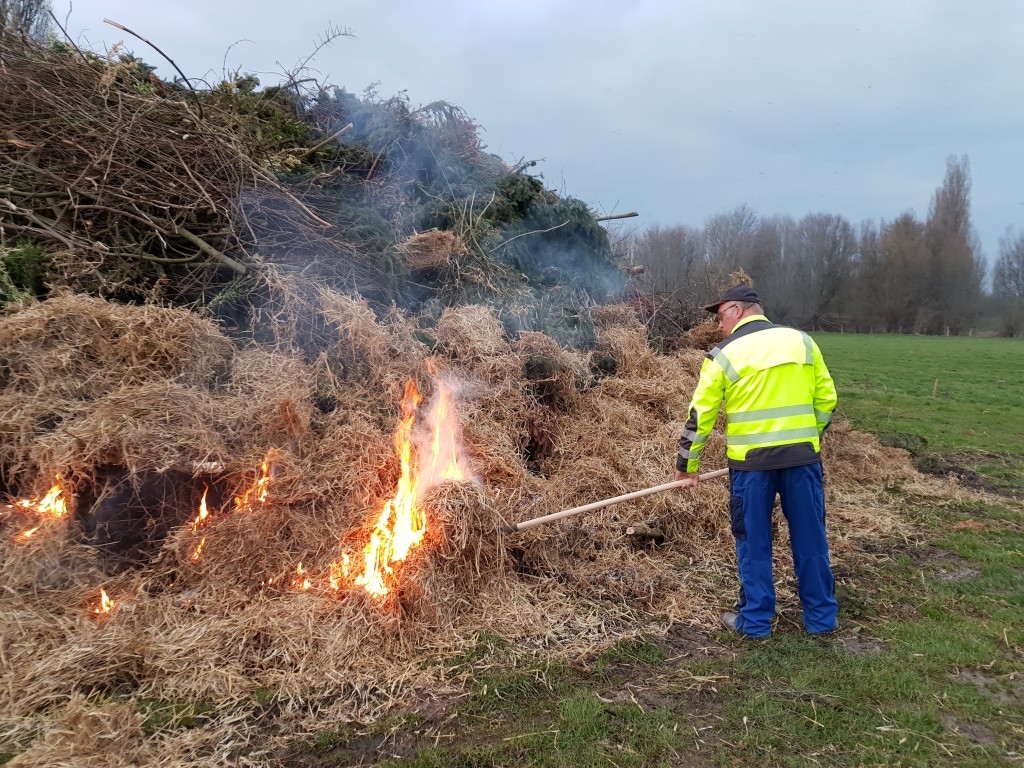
[816,333,1024,489]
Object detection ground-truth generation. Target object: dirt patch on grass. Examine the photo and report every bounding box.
[837,631,888,655]
[660,622,732,661]
[913,453,1002,493]
[934,566,981,582]
[949,669,1024,707]
[938,712,1001,747]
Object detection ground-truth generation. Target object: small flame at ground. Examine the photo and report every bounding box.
[235,452,277,510]
[188,453,275,564]
[328,555,350,591]
[11,476,68,541]
[345,376,473,598]
[192,488,209,531]
[293,562,312,591]
[93,588,115,615]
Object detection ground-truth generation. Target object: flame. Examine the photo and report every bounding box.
[293,562,312,591]
[192,488,209,531]
[186,451,274,563]
[93,588,115,615]
[235,452,276,510]
[328,555,350,591]
[35,481,68,518]
[12,476,68,541]
[347,377,473,598]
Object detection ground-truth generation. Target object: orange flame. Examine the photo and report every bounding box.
[16,526,40,542]
[192,487,209,531]
[93,588,115,615]
[12,476,68,541]
[186,451,274,564]
[293,562,312,591]
[347,377,473,598]
[33,481,68,518]
[328,555,350,591]
[235,452,276,510]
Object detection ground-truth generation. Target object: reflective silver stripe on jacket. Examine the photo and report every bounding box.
[815,409,833,424]
[681,427,707,445]
[726,426,821,445]
[801,332,814,364]
[709,346,740,383]
[725,404,815,424]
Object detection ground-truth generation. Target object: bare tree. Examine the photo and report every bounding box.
[923,155,985,334]
[783,213,857,329]
[704,204,760,269]
[744,214,790,312]
[993,228,1024,336]
[0,0,51,38]
[858,213,930,333]
[631,224,706,297]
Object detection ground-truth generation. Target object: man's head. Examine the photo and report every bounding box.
[703,285,763,335]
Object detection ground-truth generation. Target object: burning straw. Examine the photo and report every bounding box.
[0,289,955,763]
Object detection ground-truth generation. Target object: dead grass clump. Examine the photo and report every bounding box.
[6,694,146,768]
[228,348,315,453]
[0,394,88,489]
[317,284,425,389]
[398,229,469,271]
[34,381,229,475]
[433,305,510,363]
[591,303,660,377]
[516,331,588,410]
[0,293,232,398]
[683,318,726,350]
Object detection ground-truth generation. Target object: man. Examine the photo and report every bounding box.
[676,285,838,638]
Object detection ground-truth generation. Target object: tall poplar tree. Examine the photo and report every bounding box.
[923,155,985,334]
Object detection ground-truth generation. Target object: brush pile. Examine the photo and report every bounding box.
[0,281,957,765]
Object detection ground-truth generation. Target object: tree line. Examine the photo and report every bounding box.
[622,156,1024,337]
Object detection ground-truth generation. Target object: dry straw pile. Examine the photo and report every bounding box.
[0,284,955,764]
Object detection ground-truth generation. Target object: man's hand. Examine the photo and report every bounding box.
[675,470,699,488]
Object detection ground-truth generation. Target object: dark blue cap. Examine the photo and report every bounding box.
[702,285,761,313]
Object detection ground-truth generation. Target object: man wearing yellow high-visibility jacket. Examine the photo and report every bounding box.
[676,285,838,638]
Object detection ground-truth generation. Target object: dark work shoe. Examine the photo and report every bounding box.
[720,612,739,632]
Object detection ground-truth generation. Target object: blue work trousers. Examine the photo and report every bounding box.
[729,463,838,637]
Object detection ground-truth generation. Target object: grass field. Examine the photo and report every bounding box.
[816,333,1024,490]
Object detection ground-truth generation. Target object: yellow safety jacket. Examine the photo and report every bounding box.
[677,315,837,472]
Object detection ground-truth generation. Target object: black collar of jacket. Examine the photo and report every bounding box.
[706,318,785,359]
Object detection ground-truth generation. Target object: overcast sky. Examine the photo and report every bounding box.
[62,1,1024,267]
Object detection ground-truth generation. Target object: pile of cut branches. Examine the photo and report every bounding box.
[0,34,393,307]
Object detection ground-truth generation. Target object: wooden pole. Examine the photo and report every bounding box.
[502,467,729,533]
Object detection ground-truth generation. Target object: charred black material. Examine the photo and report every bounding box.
[77,466,232,565]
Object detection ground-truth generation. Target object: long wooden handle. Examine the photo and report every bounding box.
[502,467,729,533]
